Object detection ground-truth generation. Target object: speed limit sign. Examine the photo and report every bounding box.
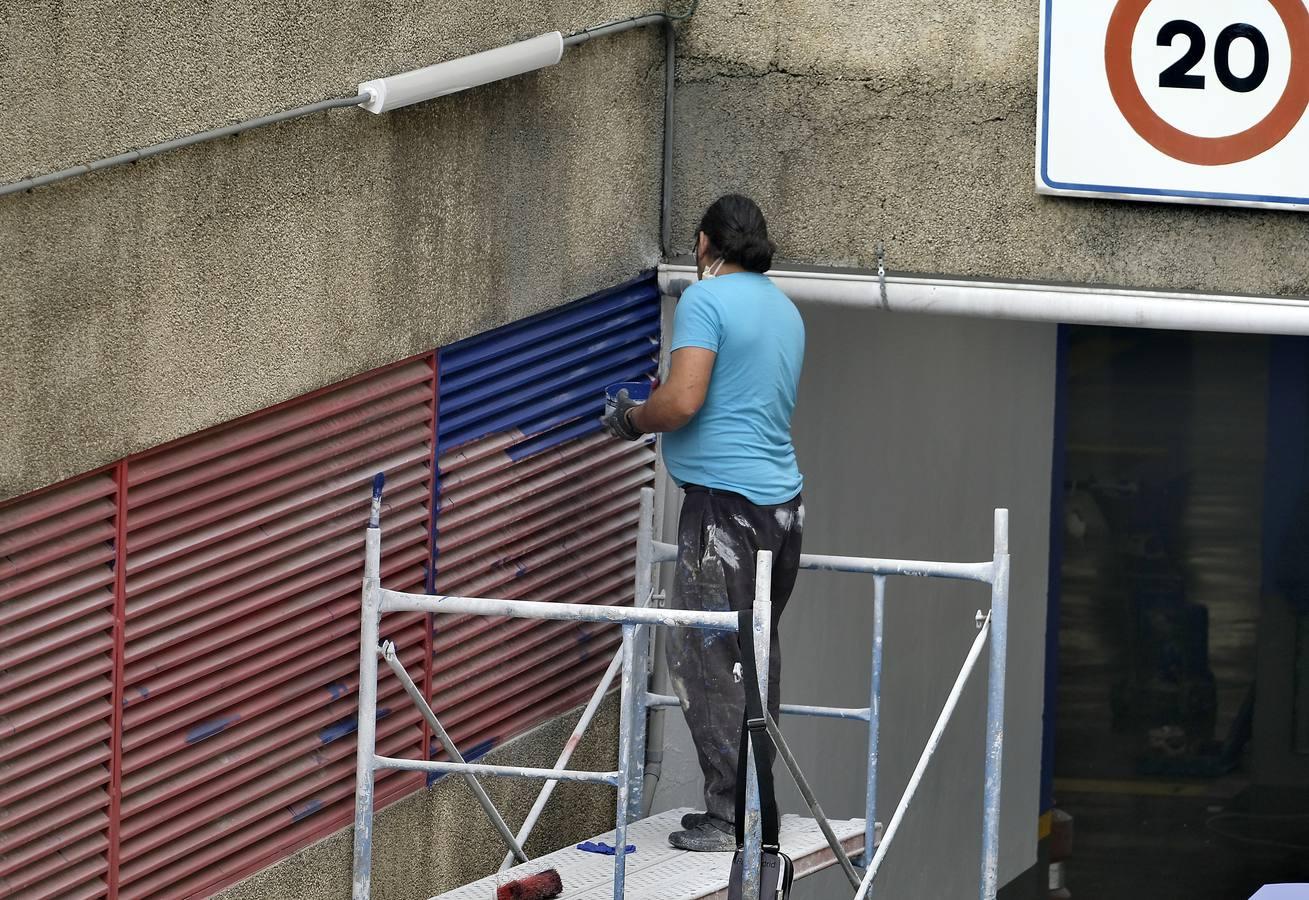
[1038,0,1309,210]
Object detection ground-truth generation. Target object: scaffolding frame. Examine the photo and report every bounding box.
[350,483,1010,900]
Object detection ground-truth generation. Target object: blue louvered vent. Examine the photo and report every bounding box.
[429,273,659,761]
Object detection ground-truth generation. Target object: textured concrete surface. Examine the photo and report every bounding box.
[213,696,620,900]
[669,0,1309,298]
[0,1,667,500]
[650,300,1056,899]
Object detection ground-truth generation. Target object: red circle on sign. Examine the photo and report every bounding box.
[1104,0,1309,165]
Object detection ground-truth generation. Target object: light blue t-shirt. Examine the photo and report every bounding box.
[661,272,805,506]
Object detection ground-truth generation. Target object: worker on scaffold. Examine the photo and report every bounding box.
[602,194,806,852]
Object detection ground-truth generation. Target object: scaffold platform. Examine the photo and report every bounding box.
[431,809,872,900]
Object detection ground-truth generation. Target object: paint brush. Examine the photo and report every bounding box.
[495,868,563,900]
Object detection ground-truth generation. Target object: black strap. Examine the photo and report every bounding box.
[734,607,781,850]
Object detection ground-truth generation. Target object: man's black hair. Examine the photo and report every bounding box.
[698,194,775,273]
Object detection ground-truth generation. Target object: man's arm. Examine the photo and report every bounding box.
[630,347,716,434]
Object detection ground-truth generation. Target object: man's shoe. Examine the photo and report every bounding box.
[680,811,710,830]
[668,820,735,852]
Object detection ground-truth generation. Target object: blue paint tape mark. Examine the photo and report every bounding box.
[318,716,359,746]
[465,738,496,762]
[324,682,348,701]
[426,771,445,787]
[577,841,636,855]
[289,798,323,822]
[186,714,239,744]
[136,685,150,699]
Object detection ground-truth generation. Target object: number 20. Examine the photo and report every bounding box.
[1158,20,1270,93]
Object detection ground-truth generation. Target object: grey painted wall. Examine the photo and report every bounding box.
[651,299,1057,898]
[0,1,666,501]
[669,0,1309,299]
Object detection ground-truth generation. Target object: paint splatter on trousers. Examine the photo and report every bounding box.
[665,484,804,829]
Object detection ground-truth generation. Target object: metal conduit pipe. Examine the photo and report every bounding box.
[1,1,699,199]
[659,263,1309,336]
[0,94,367,198]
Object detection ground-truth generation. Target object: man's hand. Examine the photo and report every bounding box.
[601,389,645,441]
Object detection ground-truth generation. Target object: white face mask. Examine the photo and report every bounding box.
[700,257,725,281]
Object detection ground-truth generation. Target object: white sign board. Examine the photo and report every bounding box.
[1038,0,1309,210]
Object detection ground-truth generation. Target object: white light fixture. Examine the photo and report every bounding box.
[358,32,564,114]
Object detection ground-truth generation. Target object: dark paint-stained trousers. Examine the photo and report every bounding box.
[664,485,805,829]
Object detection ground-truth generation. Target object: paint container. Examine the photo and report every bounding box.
[604,380,652,418]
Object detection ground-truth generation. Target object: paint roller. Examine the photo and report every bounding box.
[496,868,563,900]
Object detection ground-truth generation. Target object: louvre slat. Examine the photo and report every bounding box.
[123,523,428,641]
[0,698,114,777]
[126,430,430,571]
[0,785,110,866]
[0,475,116,533]
[0,740,112,808]
[439,280,657,378]
[119,676,416,833]
[435,488,640,576]
[0,720,112,784]
[0,513,116,568]
[0,648,114,714]
[0,609,114,673]
[118,714,420,866]
[120,640,426,801]
[122,554,427,685]
[441,449,655,536]
[124,462,429,588]
[438,338,658,436]
[121,614,420,748]
[433,591,628,688]
[125,361,433,488]
[0,545,116,606]
[0,584,112,632]
[438,312,658,409]
[0,529,110,582]
[438,431,640,506]
[0,675,112,742]
[432,577,631,670]
[440,526,639,601]
[0,829,109,893]
[1,851,108,900]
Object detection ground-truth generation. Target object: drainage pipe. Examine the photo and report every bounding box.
[658,264,1309,337]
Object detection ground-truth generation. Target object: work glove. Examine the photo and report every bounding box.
[601,389,644,441]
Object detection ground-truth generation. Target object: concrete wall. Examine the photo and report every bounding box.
[669,0,1309,299]
[215,697,619,900]
[651,300,1057,899]
[0,0,667,501]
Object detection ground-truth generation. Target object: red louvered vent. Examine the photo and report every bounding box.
[431,434,655,762]
[0,473,119,900]
[116,358,436,899]
[430,275,660,764]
